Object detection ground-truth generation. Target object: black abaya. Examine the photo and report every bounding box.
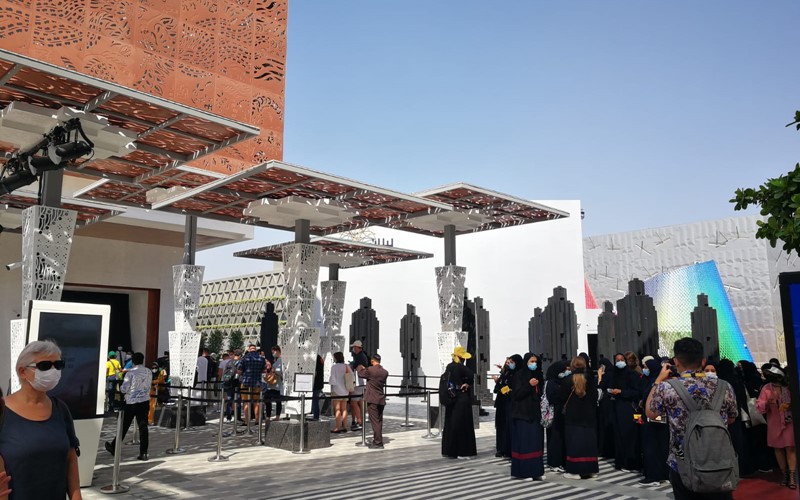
[442,362,477,458]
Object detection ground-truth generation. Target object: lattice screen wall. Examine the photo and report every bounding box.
[197,271,286,346]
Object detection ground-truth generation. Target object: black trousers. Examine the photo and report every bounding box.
[367,403,384,445]
[264,388,282,418]
[112,400,149,455]
[669,469,733,500]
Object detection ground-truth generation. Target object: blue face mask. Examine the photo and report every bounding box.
[615,361,626,369]
[557,372,566,378]
[564,370,572,377]
[508,362,516,371]
[642,368,650,376]
[527,362,537,371]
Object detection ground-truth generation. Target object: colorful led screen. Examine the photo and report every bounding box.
[643,261,752,362]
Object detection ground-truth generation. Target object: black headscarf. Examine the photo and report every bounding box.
[509,354,524,374]
[545,359,567,382]
[717,359,747,408]
[611,352,631,389]
[579,352,592,370]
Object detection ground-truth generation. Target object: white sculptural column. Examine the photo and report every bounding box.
[435,264,468,372]
[320,279,347,381]
[279,242,322,414]
[168,264,204,396]
[10,205,77,391]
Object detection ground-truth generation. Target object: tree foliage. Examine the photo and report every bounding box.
[207,330,224,355]
[228,330,245,352]
[731,111,800,254]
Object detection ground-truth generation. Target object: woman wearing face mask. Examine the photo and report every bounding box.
[510,353,545,480]
[544,360,568,472]
[493,354,522,459]
[757,366,796,489]
[606,352,642,472]
[0,340,81,499]
[148,362,167,426]
[638,356,669,486]
[554,356,599,480]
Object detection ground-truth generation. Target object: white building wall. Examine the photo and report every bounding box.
[584,215,799,364]
[0,232,182,390]
[334,200,585,383]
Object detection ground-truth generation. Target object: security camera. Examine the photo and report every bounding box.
[5,262,21,271]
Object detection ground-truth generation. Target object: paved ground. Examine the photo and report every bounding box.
[84,396,675,499]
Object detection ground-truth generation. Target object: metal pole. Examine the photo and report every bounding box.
[208,389,229,462]
[400,381,414,428]
[294,393,310,454]
[166,392,186,454]
[185,386,191,429]
[421,390,437,439]
[438,401,444,437]
[355,395,367,447]
[257,393,264,444]
[100,409,130,494]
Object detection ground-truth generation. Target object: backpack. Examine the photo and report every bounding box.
[540,381,555,429]
[439,367,457,407]
[207,357,218,381]
[222,360,238,386]
[666,378,739,493]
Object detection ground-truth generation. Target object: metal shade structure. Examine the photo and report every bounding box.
[147,160,453,235]
[234,236,435,269]
[0,49,259,208]
[389,182,570,236]
[1,194,121,231]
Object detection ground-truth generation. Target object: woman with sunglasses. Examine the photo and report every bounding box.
[0,340,81,499]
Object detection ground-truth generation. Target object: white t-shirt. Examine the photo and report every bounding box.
[196,355,208,383]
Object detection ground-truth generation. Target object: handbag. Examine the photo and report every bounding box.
[344,366,356,392]
[743,397,766,427]
[540,381,555,429]
[265,371,277,386]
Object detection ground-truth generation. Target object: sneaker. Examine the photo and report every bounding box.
[367,443,384,449]
[621,468,636,473]
[563,473,582,480]
[136,454,148,461]
[637,479,660,487]
[457,456,475,460]
[589,473,599,478]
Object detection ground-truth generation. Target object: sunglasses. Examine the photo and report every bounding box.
[26,360,65,371]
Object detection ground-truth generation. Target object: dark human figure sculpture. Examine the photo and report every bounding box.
[529,307,549,366]
[691,294,720,360]
[540,287,579,365]
[399,304,422,387]
[597,301,617,362]
[615,279,659,358]
[349,297,380,357]
[259,302,279,353]
[464,294,492,406]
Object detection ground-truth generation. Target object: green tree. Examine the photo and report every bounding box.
[207,330,224,355]
[228,330,245,352]
[731,111,800,254]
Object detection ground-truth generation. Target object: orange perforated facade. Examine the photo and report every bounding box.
[0,0,287,174]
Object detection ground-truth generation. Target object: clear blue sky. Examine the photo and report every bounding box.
[199,1,799,277]
[281,0,799,236]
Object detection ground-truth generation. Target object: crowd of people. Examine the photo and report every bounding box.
[492,337,797,498]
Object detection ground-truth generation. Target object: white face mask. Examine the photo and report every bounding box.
[615,361,626,369]
[28,367,61,392]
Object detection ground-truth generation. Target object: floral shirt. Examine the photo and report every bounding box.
[648,371,737,471]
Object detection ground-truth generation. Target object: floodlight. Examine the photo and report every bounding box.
[56,107,136,159]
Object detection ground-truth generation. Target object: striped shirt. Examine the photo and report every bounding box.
[121,365,152,404]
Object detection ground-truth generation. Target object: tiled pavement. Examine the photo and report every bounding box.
[84,398,673,499]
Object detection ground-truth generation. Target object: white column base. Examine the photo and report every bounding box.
[74,418,103,487]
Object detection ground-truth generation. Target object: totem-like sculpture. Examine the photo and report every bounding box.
[596,301,617,361]
[321,278,347,381]
[349,297,380,357]
[279,242,322,407]
[528,307,549,365]
[399,304,422,387]
[168,264,204,395]
[691,294,719,360]
[10,205,77,391]
[615,278,659,357]
[544,286,579,363]
[465,295,492,406]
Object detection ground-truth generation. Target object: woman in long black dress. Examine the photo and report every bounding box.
[494,354,522,458]
[510,353,545,480]
[555,356,599,479]
[545,360,568,472]
[605,352,641,471]
[639,356,669,485]
[739,359,772,472]
[596,356,615,459]
[442,346,477,459]
[717,358,755,476]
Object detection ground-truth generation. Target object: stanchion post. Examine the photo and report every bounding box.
[100,409,130,494]
[166,392,186,454]
[400,381,414,428]
[421,390,437,439]
[208,389,229,462]
[294,394,310,454]
[125,419,140,445]
[355,395,367,447]
[257,394,264,444]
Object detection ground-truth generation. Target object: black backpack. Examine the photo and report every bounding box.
[439,367,457,407]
